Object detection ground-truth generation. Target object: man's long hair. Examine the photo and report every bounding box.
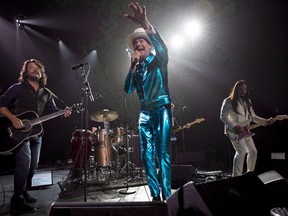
[18,59,47,86]
[228,80,252,116]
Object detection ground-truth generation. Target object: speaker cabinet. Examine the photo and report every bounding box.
[167,172,282,216]
[48,201,168,216]
[129,136,142,167]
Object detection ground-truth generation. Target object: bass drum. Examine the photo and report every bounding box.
[93,129,113,167]
[71,129,92,169]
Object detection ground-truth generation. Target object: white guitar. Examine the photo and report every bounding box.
[227,115,288,141]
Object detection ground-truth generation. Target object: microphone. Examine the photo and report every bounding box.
[71,63,88,70]
[131,58,138,69]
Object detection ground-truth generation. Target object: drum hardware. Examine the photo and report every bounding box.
[119,126,136,194]
[112,127,125,146]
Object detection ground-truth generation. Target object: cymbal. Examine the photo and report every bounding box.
[90,109,119,122]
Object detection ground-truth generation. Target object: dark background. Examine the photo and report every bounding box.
[0,0,288,176]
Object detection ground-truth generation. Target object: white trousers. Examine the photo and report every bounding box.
[230,136,257,177]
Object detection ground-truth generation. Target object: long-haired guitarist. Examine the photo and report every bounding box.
[0,59,71,215]
[220,80,274,177]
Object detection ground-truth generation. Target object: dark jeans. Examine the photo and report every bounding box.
[13,136,42,197]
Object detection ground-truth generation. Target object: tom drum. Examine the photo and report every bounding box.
[93,129,113,167]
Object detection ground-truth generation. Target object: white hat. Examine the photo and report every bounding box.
[127,28,153,51]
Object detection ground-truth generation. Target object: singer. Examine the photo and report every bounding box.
[124,2,173,202]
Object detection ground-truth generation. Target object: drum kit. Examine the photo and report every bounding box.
[68,109,141,184]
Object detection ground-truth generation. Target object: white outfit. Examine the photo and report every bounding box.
[220,98,266,176]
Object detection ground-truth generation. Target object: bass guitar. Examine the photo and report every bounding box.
[0,103,84,155]
[227,114,288,141]
[173,118,205,133]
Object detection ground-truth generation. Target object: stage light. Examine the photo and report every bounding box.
[184,20,203,39]
[15,19,25,29]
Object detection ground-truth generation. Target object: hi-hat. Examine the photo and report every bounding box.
[90,109,119,122]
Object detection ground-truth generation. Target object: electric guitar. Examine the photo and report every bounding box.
[172,118,205,133]
[227,115,288,141]
[0,103,84,155]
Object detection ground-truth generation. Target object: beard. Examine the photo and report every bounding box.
[27,73,41,82]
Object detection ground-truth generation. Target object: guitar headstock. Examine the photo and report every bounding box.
[70,103,85,113]
[185,118,205,129]
[275,115,288,121]
[195,118,205,124]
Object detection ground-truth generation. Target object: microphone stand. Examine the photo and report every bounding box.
[119,92,135,195]
[80,64,94,202]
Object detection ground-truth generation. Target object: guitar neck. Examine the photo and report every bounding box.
[247,122,266,130]
[247,115,288,130]
[173,118,204,133]
[30,109,66,126]
[173,127,183,133]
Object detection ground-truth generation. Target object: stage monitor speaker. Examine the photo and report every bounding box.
[171,164,196,189]
[167,172,277,216]
[258,170,288,207]
[48,201,168,216]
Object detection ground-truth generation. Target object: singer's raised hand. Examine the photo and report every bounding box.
[124,2,151,30]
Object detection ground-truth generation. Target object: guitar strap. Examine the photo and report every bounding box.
[37,88,43,98]
[44,87,68,107]
[44,87,58,99]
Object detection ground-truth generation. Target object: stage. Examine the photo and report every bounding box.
[0,163,287,216]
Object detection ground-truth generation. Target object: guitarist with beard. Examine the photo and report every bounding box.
[0,59,71,215]
[220,80,274,177]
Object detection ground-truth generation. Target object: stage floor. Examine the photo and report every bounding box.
[0,162,228,216]
[0,166,146,215]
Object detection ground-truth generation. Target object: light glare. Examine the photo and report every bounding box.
[184,20,203,39]
[170,35,184,49]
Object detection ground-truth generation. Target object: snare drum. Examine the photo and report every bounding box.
[71,129,92,169]
[93,129,113,167]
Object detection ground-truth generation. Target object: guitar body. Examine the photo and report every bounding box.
[226,130,255,141]
[0,111,43,155]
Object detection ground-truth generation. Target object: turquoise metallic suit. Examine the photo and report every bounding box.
[124,29,172,200]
